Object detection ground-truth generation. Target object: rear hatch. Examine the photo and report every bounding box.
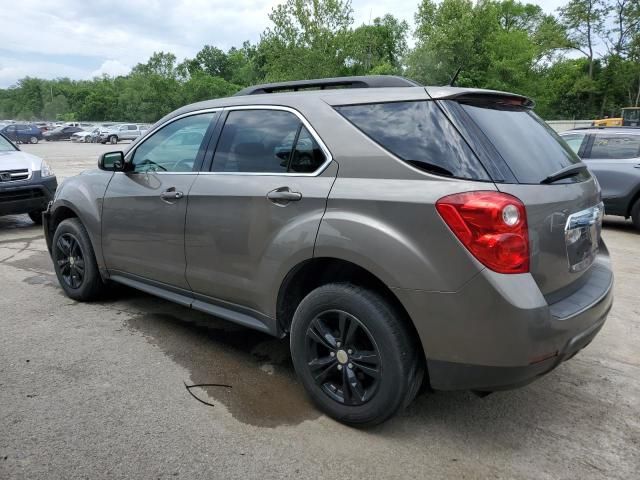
[439,95,603,297]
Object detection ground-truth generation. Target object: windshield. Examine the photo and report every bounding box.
[0,134,16,152]
[460,102,587,184]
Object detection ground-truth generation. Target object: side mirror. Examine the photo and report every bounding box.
[98,151,125,171]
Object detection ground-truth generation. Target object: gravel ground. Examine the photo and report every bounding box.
[0,141,638,479]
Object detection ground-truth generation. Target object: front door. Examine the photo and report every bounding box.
[185,107,336,317]
[101,111,218,289]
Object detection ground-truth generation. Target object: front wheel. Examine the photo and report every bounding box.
[29,136,39,144]
[290,283,423,427]
[52,218,104,301]
[109,135,118,144]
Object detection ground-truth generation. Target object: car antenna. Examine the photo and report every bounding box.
[448,66,462,87]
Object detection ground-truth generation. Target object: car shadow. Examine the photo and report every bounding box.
[603,215,638,234]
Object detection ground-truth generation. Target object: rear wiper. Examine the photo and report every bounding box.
[540,163,588,184]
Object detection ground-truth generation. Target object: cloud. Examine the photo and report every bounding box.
[89,60,131,79]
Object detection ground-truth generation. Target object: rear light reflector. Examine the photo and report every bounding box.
[436,191,529,274]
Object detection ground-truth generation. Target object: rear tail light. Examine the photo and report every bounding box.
[436,191,529,274]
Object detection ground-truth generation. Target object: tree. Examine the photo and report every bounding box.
[41,94,71,120]
[260,0,354,80]
[558,0,607,79]
[346,15,409,75]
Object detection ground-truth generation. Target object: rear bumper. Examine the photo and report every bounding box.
[0,176,57,216]
[426,287,611,391]
[394,248,613,391]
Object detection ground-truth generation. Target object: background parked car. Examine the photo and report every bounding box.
[99,124,147,144]
[561,127,640,229]
[0,124,43,144]
[70,128,101,143]
[0,132,57,223]
[43,126,83,141]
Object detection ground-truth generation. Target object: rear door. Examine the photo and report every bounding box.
[447,100,602,297]
[580,132,640,215]
[184,107,336,317]
[101,111,218,290]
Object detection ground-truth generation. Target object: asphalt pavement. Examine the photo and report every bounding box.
[0,141,638,479]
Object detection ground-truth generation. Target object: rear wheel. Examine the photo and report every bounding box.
[52,218,103,301]
[631,199,640,232]
[290,283,423,427]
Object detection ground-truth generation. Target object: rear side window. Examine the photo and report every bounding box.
[586,134,640,160]
[335,101,489,180]
[212,109,326,174]
[460,104,584,184]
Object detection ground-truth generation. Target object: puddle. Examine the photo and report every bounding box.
[125,311,320,427]
[8,250,54,273]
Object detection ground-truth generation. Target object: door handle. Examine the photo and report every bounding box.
[160,188,184,202]
[634,164,640,169]
[266,187,302,204]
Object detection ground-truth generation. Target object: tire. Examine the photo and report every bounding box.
[290,283,423,427]
[29,136,38,144]
[631,199,640,232]
[85,136,92,143]
[109,135,118,144]
[28,210,43,224]
[51,218,103,301]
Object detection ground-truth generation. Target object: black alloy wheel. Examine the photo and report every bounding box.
[305,309,381,406]
[55,233,85,289]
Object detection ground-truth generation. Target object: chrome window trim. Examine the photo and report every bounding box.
[203,105,333,177]
[123,105,333,177]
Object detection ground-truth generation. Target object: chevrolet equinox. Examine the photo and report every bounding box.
[44,76,614,426]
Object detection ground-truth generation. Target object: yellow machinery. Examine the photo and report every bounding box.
[592,107,640,127]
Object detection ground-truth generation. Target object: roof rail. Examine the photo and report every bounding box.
[233,75,422,96]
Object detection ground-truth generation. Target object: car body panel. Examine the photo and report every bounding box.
[49,170,112,270]
[101,171,198,289]
[185,162,338,321]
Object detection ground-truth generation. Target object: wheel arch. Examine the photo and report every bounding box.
[276,257,427,371]
[49,200,106,274]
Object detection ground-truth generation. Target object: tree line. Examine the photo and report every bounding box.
[0,0,638,123]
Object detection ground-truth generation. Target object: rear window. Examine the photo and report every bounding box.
[335,101,490,181]
[460,103,584,184]
[587,134,640,160]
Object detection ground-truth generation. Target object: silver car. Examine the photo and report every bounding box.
[99,124,147,144]
[43,76,613,426]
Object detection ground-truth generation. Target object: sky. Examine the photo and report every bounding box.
[0,0,567,88]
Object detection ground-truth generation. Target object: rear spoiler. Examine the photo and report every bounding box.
[425,87,535,109]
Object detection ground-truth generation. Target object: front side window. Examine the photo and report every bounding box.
[131,113,215,173]
[587,134,640,160]
[211,109,325,173]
